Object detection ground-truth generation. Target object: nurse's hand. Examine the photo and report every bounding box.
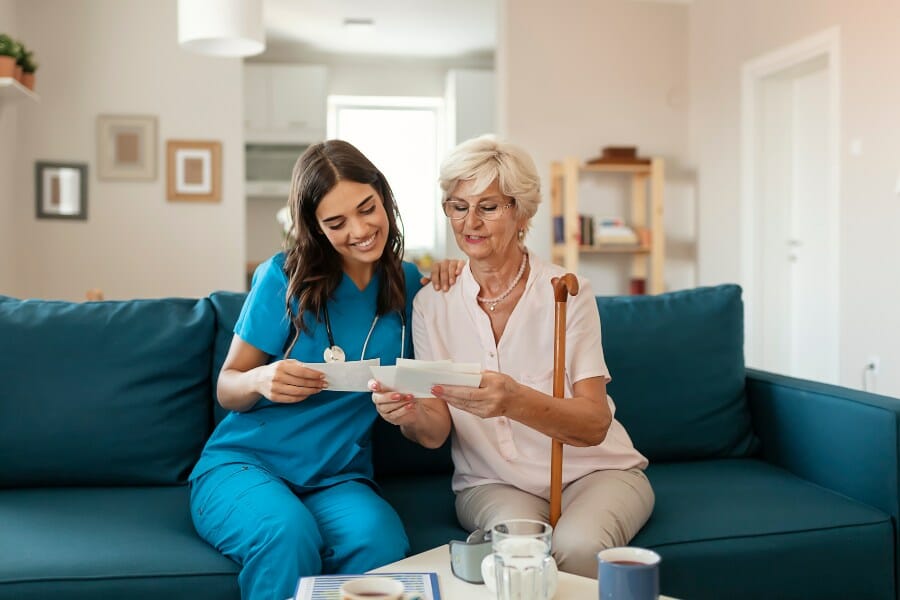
[369,379,418,426]
[257,359,327,404]
[419,259,465,292]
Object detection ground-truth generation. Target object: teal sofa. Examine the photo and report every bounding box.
[1,284,897,599]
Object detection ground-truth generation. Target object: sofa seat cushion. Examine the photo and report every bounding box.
[634,459,894,600]
[378,474,467,554]
[0,487,238,600]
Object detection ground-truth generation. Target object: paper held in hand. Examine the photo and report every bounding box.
[307,359,381,392]
[370,358,482,397]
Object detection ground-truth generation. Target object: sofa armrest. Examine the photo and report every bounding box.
[746,368,900,521]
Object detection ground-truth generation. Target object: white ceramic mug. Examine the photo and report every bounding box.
[479,520,559,600]
[339,576,419,600]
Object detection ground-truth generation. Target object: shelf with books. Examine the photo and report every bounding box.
[550,155,665,294]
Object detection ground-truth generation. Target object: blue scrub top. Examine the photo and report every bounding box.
[191,253,421,492]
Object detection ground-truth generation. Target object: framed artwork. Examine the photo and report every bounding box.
[35,162,88,220]
[97,115,157,180]
[166,140,222,202]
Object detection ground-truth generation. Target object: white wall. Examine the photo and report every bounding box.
[689,0,900,396]
[0,0,18,295]
[12,0,244,300]
[497,0,694,295]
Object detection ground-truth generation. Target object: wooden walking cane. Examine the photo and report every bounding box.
[549,274,579,528]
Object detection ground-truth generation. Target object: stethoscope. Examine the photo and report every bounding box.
[322,305,406,363]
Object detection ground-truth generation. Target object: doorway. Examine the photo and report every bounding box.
[741,28,840,383]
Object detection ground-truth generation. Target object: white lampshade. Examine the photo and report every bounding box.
[178,0,265,57]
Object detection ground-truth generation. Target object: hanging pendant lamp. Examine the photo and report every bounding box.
[178,0,265,57]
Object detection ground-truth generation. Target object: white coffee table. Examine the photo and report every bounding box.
[371,544,676,599]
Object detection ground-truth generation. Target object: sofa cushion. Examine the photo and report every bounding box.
[0,296,213,486]
[0,486,239,600]
[634,459,894,600]
[597,284,758,461]
[208,291,248,425]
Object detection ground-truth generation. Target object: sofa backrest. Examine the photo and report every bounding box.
[597,284,758,462]
[0,296,214,487]
[208,291,248,425]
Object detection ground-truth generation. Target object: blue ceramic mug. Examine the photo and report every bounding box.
[597,547,661,600]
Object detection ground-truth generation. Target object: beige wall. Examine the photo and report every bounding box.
[498,0,694,294]
[690,0,900,395]
[12,0,244,300]
[0,0,17,295]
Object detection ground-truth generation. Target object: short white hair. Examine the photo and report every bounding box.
[439,135,541,225]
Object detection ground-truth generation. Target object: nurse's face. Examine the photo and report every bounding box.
[315,180,390,273]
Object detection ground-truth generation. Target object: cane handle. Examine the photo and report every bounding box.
[551,274,579,302]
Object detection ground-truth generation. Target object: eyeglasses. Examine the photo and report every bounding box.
[442,200,515,221]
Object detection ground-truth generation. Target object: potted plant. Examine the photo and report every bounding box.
[20,50,37,90]
[0,34,16,79]
[12,39,24,82]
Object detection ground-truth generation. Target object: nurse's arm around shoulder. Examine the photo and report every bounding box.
[370,380,452,450]
[217,334,328,412]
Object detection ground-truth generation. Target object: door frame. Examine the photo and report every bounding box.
[740,27,841,374]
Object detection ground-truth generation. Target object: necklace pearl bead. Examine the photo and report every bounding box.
[477,251,528,311]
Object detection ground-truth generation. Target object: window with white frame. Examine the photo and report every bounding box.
[327,96,444,257]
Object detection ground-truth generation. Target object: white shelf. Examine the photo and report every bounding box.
[0,77,39,102]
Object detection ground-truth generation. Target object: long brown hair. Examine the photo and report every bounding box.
[282,140,405,340]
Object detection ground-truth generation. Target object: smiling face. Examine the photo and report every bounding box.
[447,178,527,263]
[315,179,390,276]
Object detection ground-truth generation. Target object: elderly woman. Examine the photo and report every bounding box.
[372,136,654,578]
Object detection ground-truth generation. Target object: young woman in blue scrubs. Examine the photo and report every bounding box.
[189,140,422,600]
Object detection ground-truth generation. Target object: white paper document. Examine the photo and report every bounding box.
[370,359,482,397]
[306,359,380,392]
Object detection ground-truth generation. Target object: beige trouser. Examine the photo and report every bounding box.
[455,468,655,578]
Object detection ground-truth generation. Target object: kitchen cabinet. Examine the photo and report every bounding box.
[243,64,327,144]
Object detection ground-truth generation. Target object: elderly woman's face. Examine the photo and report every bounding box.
[445,178,525,262]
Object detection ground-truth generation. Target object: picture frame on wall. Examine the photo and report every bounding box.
[96,115,157,181]
[166,140,222,202]
[35,161,88,220]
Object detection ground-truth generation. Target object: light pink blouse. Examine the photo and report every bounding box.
[412,251,648,500]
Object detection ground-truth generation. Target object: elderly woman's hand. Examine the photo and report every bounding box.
[431,371,521,419]
[369,379,418,426]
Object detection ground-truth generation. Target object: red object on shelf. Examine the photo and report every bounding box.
[629,278,646,295]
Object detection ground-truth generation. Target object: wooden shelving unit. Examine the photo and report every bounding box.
[550,156,665,294]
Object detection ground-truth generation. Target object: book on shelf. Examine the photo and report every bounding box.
[553,215,564,244]
[294,572,441,600]
[554,215,644,247]
[594,217,638,245]
[579,214,594,246]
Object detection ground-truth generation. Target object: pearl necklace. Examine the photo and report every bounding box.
[476,251,528,312]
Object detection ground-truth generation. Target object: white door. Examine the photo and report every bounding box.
[756,56,838,383]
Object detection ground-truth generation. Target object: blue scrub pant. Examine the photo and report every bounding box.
[189,463,410,600]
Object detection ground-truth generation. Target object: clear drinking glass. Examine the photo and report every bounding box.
[491,519,554,600]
